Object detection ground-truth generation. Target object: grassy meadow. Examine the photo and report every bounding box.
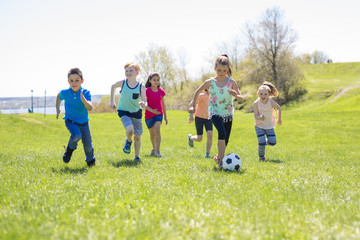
[0,63,360,239]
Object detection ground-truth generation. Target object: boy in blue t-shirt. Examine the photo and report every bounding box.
[56,68,96,166]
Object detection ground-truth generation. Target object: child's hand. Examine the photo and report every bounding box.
[188,107,195,114]
[165,117,168,125]
[153,109,161,115]
[259,114,265,121]
[139,101,146,108]
[109,102,116,109]
[276,119,282,126]
[188,115,194,123]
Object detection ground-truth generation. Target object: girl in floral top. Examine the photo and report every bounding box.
[188,54,243,169]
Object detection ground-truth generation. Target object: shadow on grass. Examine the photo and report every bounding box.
[266,159,283,164]
[213,167,247,175]
[52,166,88,174]
[109,159,140,168]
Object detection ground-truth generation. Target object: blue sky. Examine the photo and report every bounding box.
[0,0,359,98]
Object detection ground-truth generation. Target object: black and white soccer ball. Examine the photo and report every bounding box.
[222,153,242,171]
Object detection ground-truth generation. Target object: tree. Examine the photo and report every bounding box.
[134,43,180,92]
[244,7,306,102]
[217,36,243,71]
[311,51,328,64]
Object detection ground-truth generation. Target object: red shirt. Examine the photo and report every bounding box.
[145,87,166,119]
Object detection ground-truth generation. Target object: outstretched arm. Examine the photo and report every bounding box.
[189,80,211,114]
[110,80,124,109]
[56,93,61,119]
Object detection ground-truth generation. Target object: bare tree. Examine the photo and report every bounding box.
[135,43,179,92]
[217,36,243,71]
[311,51,328,64]
[244,7,306,102]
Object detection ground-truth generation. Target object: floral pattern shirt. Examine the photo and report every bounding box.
[209,77,234,121]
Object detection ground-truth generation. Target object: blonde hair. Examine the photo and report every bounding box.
[124,62,140,72]
[258,81,279,97]
[215,54,232,77]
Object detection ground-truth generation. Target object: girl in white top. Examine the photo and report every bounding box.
[253,82,282,161]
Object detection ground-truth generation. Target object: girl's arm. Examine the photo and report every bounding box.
[80,90,93,111]
[110,80,124,108]
[189,80,211,114]
[253,101,265,120]
[161,97,168,125]
[230,79,243,102]
[56,93,61,119]
[271,99,282,125]
[139,85,161,115]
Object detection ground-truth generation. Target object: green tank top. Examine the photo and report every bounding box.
[117,79,142,113]
[208,77,234,121]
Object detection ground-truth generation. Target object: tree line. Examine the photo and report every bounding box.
[95,7,329,113]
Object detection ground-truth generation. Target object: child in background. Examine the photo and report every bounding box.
[253,81,282,161]
[188,88,213,158]
[56,68,96,167]
[110,63,159,162]
[143,73,168,157]
[188,54,243,169]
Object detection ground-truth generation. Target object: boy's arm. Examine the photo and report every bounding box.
[80,90,93,111]
[56,93,61,119]
[110,80,123,108]
[139,84,161,115]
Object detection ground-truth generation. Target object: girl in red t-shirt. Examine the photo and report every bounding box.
[144,73,168,157]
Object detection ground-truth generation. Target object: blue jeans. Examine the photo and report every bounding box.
[65,120,95,162]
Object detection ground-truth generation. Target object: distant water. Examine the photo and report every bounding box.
[0,107,63,115]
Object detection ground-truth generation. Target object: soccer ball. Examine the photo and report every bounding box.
[222,153,242,171]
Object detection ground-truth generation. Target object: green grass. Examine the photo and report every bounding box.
[1,63,360,239]
[302,62,360,91]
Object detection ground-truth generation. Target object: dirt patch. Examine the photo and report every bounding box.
[328,85,359,103]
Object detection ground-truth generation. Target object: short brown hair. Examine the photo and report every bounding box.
[68,68,83,79]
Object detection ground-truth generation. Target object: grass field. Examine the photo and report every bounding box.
[1,63,360,239]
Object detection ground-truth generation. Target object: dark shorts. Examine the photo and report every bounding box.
[195,116,213,135]
[145,115,163,129]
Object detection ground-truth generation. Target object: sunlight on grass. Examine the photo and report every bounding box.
[1,82,360,239]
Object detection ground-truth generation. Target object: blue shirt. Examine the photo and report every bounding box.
[59,87,91,124]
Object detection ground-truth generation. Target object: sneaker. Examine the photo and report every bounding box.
[188,134,194,147]
[150,149,156,156]
[134,156,141,162]
[87,158,96,167]
[123,138,132,154]
[205,153,211,158]
[63,146,74,163]
[259,157,265,162]
[213,153,219,163]
[219,159,223,169]
[155,151,162,157]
